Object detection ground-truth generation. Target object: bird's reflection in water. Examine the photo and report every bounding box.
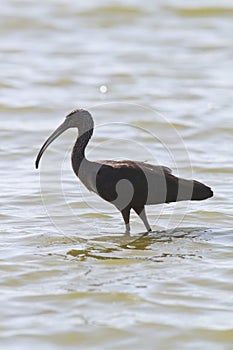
[66,227,209,261]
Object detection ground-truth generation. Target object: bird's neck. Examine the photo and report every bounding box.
[71,128,93,176]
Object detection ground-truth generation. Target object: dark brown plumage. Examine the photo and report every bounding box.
[35,109,213,233]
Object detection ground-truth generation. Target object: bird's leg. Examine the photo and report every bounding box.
[121,207,131,235]
[133,206,152,233]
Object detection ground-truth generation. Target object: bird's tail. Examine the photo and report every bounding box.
[166,176,213,203]
[190,180,213,200]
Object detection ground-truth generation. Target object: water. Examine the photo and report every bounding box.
[1,1,233,349]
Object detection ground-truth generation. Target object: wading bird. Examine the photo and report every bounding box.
[35,109,213,233]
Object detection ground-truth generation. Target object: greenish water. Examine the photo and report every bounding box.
[1,1,233,349]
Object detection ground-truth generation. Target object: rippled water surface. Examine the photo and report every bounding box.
[1,1,233,349]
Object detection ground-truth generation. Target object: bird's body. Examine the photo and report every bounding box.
[36,109,213,233]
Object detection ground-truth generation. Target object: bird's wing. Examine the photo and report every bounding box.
[132,161,172,175]
[95,160,172,205]
[99,160,172,175]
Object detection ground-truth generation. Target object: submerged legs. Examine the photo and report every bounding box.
[133,206,152,232]
[121,207,131,234]
[121,206,152,234]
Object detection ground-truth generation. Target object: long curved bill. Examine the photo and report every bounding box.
[35,121,68,169]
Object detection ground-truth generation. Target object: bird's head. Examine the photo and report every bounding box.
[65,108,94,130]
[35,108,93,169]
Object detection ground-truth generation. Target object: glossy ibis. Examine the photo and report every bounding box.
[35,109,213,233]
